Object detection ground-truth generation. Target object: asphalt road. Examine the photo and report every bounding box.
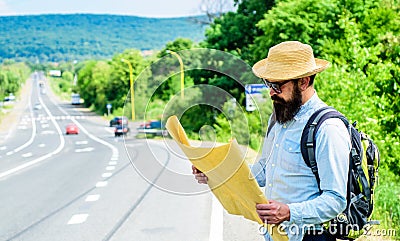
[0,72,263,241]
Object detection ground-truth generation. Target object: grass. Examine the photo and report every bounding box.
[370,167,400,240]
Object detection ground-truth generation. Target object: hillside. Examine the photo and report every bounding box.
[0,14,207,62]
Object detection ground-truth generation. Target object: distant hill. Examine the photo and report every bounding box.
[0,14,207,63]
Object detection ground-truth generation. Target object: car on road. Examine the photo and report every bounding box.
[109,116,128,127]
[71,93,81,105]
[34,103,42,110]
[66,123,79,135]
[4,93,15,102]
[114,125,129,137]
[137,120,168,137]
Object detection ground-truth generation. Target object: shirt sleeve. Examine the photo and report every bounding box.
[288,118,351,225]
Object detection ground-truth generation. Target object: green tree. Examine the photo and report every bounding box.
[204,0,275,61]
[106,49,146,118]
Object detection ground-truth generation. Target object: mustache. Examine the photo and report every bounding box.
[271,95,285,103]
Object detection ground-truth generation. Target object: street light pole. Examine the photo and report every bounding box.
[166,50,184,99]
[121,58,135,121]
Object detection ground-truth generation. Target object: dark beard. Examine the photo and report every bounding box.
[271,84,303,124]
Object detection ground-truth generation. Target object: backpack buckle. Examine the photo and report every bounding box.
[351,148,361,165]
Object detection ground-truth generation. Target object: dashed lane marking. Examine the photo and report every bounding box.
[102,173,112,178]
[106,166,115,171]
[21,152,33,158]
[75,141,88,145]
[67,214,89,225]
[85,195,100,202]
[75,147,94,153]
[95,181,108,187]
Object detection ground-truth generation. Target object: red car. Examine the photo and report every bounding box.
[66,123,79,135]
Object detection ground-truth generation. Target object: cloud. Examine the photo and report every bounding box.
[0,0,16,15]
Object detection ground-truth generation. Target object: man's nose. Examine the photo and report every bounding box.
[269,88,278,96]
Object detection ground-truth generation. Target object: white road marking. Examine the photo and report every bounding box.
[96,181,108,187]
[38,143,45,147]
[111,156,118,161]
[106,166,115,171]
[41,130,55,135]
[75,141,88,145]
[6,151,13,155]
[109,161,117,165]
[41,124,49,128]
[125,143,144,147]
[67,214,89,225]
[0,146,6,150]
[209,195,224,241]
[85,195,100,202]
[102,172,112,178]
[17,126,27,130]
[22,152,33,158]
[75,147,94,153]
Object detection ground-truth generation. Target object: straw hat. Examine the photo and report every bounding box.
[252,41,330,82]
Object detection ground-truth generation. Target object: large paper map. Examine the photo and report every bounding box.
[165,115,288,241]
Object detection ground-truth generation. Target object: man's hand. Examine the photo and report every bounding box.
[256,200,290,224]
[192,165,208,184]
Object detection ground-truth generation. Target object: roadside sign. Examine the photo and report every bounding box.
[245,84,268,111]
[106,103,112,116]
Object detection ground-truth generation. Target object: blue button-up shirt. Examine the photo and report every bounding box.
[251,93,351,241]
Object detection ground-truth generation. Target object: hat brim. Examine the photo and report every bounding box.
[252,58,330,82]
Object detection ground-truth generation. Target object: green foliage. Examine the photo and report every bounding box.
[0,62,30,100]
[213,96,273,151]
[252,0,343,62]
[204,0,274,60]
[0,14,206,63]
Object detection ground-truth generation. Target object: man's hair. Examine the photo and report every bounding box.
[308,74,316,86]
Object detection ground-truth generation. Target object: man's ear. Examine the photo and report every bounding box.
[299,77,310,91]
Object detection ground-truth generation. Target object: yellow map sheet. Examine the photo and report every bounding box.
[165,115,288,241]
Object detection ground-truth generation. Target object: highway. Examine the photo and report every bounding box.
[0,72,262,241]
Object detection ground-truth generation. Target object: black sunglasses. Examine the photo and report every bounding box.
[261,78,295,94]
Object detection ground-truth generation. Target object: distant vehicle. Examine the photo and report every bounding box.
[137,120,168,137]
[34,103,42,110]
[66,123,79,135]
[109,116,128,127]
[71,93,80,105]
[4,93,15,102]
[114,125,129,137]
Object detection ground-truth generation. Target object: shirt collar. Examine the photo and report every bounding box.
[294,91,318,121]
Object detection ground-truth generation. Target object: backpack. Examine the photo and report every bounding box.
[300,106,381,240]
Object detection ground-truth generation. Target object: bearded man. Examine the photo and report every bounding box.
[194,41,351,241]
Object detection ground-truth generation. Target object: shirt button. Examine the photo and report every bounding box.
[272,164,275,167]
[289,147,292,151]
[268,183,272,187]
[283,125,287,128]
[275,144,279,147]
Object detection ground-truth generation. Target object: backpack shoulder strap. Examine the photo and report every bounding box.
[300,106,348,190]
[267,109,276,136]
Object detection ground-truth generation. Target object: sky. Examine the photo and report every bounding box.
[0,0,235,18]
